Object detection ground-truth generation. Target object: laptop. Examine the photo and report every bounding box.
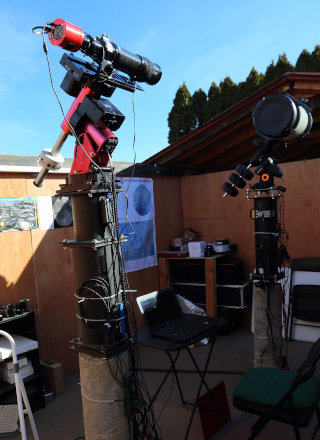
[136,288,218,342]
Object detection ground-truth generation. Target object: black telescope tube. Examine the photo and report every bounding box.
[81,34,162,85]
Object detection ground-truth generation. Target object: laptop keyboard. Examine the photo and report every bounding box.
[156,320,186,338]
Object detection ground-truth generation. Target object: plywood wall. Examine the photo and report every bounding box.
[2,157,317,376]
[0,173,79,375]
[0,172,184,374]
[280,158,320,260]
[180,158,320,278]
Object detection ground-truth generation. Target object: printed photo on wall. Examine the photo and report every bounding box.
[52,197,73,228]
[38,196,73,230]
[0,197,38,232]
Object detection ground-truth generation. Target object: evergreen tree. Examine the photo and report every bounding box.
[205,81,221,120]
[239,67,265,100]
[218,76,239,112]
[276,53,295,72]
[167,45,320,145]
[295,49,313,72]
[192,88,207,127]
[264,59,277,84]
[167,82,197,144]
[263,53,294,85]
[310,45,320,71]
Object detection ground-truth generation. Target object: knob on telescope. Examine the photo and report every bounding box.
[222,182,238,197]
[235,164,254,180]
[229,173,246,189]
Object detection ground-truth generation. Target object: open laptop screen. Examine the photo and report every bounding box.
[136,288,183,331]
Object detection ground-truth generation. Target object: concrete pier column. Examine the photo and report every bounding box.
[79,351,130,440]
[253,283,283,368]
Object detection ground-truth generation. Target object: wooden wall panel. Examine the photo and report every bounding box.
[2,158,320,375]
[31,227,78,375]
[0,231,37,309]
[0,173,28,196]
[280,158,320,260]
[0,174,38,311]
[3,159,320,375]
[0,172,183,376]
[152,176,184,250]
[181,158,320,278]
[0,173,79,375]
[181,171,255,277]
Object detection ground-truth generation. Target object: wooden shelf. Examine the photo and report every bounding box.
[0,311,45,411]
[158,255,225,317]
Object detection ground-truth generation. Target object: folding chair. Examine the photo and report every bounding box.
[232,338,320,440]
[288,258,320,340]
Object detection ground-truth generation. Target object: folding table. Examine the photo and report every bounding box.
[137,317,228,439]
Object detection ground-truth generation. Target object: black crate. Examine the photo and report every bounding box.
[172,281,252,310]
[216,258,244,285]
[171,261,205,283]
[216,282,252,309]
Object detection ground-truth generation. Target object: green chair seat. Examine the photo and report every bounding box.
[233,367,320,411]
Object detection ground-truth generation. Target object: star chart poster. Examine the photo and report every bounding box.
[117,177,157,273]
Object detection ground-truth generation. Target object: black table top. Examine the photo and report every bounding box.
[136,317,227,351]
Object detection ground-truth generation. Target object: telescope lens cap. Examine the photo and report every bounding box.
[253,94,296,138]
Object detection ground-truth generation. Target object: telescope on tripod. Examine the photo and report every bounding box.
[222,92,313,282]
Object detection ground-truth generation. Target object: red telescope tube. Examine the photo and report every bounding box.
[49,18,84,52]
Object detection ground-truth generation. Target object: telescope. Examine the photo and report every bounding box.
[47,18,162,86]
[222,92,313,282]
[32,19,162,187]
[222,92,313,197]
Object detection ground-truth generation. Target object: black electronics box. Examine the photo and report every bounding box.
[216,258,244,285]
[216,282,252,309]
[171,258,244,285]
[172,281,252,310]
[171,261,205,283]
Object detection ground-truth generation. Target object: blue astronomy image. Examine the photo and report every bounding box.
[121,221,155,262]
[120,183,154,262]
[133,184,152,217]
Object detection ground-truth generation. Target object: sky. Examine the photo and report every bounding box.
[1,0,320,165]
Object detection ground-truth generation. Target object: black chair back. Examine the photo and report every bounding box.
[293,338,320,388]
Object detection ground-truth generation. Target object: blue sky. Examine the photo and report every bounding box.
[2,1,320,164]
